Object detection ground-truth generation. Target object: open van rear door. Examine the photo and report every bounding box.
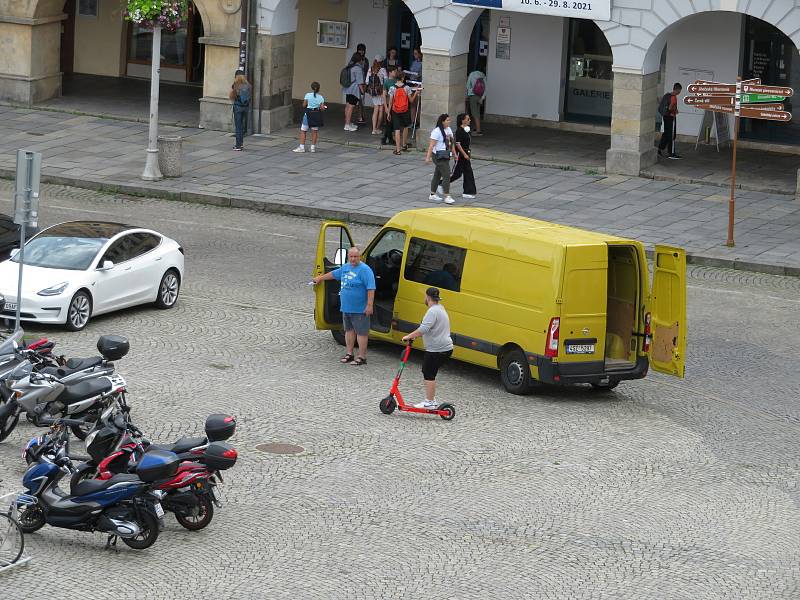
[313,222,354,330]
[648,245,687,378]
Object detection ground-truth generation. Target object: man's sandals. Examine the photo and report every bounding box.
[340,353,366,365]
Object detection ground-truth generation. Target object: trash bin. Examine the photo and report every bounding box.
[157,135,182,178]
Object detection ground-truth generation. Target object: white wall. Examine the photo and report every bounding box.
[663,11,743,137]
[486,11,566,121]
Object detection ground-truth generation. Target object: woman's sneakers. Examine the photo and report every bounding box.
[444,196,455,204]
[462,194,476,199]
[414,399,439,409]
[292,145,305,153]
[429,192,456,204]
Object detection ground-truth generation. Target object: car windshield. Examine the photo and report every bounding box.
[11,236,106,270]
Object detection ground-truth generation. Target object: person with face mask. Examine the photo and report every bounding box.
[401,287,454,408]
[450,113,476,199]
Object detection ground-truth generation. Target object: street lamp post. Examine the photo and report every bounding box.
[142,25,163,181]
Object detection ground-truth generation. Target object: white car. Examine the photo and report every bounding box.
[0,221,185,331]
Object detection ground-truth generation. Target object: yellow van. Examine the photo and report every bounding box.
[312,208,686,394]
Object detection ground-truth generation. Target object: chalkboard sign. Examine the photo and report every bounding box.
[695,110,731,151]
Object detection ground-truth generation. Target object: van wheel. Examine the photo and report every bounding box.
[331,329,346,346]
[500,349,534,395]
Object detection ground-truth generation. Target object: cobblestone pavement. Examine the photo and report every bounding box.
[0,106,799,274]
[0,184,799,599]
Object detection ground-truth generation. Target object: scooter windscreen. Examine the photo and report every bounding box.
[0,329,24,357]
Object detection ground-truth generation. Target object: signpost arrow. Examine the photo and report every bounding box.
[684,95,735,106]
[741,103,784,111]
[741,84,794,97]
[739,107,793,121]
[687,83,737,95]
[740,93,786,103]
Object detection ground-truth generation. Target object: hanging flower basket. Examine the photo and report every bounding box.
[124,0,188,33]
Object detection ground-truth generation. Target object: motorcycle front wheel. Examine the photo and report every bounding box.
[17,505,45,534]
[121,510,159,550]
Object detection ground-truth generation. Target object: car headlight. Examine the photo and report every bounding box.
[37,282,69,296]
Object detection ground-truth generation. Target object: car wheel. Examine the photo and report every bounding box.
[155,269,180,309]
[331,329,346,346]
[65,291,91,331]
[499,348,534,395]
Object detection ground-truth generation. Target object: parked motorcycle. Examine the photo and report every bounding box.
[16,432,179,550]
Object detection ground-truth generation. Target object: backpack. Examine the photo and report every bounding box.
[340,65,353,88]
[657,93,671,117]
[368,73,383,96]
[472,77,485,97]
[235,84,251,108]
[393,86,409,113]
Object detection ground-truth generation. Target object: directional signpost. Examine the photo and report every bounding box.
[683,77,794,247]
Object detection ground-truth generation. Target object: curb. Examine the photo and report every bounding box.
[640,170,795,197]
[1,169,797,279]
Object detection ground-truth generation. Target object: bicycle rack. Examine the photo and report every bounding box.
[0,492,34,573]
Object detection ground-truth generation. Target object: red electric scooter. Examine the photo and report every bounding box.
[379,342,455,421]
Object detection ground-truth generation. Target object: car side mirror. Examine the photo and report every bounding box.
[98,260,114,271]
[9,248,19,259]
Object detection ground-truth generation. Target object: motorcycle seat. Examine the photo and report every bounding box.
[72,473,141,497]
[168,436,207,454]
[56,378,113,405]
[41,356,104,378]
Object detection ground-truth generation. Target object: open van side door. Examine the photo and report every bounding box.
[313,222,354,330]
[648,245,687,378]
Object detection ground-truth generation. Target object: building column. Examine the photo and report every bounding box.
[254,31,294,133]
[198,37,240,131]
[417,50,468,149]
[0,14,64,105]
[606,70,659,176]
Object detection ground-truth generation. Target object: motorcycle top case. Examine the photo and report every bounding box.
[135,449,180,482]
[202,442,238,471]
[97,335,130,361]
[205,413,236,441]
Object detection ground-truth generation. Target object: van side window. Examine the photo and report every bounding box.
[403,237,466,292]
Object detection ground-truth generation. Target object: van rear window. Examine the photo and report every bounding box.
[403,237,466,292]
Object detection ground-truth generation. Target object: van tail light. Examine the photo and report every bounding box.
[643,312,652,353]
[545,317,560,358]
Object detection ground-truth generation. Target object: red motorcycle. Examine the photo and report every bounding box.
[70,404,237,530]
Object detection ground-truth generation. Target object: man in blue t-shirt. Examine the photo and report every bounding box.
[312,246,376,366]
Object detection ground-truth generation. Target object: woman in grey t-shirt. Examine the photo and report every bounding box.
[401,287,454,408]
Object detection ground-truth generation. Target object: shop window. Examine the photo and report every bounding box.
[740,16,800,145]
[403,238,466,292]
[564,19,613,125]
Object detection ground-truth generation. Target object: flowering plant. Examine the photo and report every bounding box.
[124,0,188,32]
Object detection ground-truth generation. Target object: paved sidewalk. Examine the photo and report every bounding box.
[0,105,798,275]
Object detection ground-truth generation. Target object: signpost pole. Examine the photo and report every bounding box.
[727,77,741,248]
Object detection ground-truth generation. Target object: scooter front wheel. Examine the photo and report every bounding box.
[438,403,455,421]
[17,504,45,534]
[379,395,397,415]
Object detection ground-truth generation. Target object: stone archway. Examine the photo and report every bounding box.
[0,0,243,129]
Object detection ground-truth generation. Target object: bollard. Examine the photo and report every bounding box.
[157,135,182,178]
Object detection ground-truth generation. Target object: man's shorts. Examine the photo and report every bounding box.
[468,94,481,118]
[342,312,370,336]
[392,110,411,131]
[346,94,360,106]
[422,350,453,381]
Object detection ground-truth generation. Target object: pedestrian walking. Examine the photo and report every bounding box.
[366,57,387,135]
[450,113,476,199]
[401,287,454,408]
[425,113,455,204]
[658,82,683,159]
[380,65,398,144]
[387,72,418,155]
[466,69,486,136]
[355,43,369,125]
[312,247,375,366]
[228,68,251,151]
[384,46,402,73]
[341,52,366,131]
[293,81,326,153]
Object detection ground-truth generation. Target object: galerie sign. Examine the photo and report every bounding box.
[451,0,610,21]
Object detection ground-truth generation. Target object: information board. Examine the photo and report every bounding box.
[451,0,610,21]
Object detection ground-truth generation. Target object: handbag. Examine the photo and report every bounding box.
[434,149,450,160]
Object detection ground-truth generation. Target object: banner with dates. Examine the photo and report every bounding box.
[451,0,611,21]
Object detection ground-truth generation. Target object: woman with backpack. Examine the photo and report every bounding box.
[367,57,387,135]
[228,69,251,151]
[341,52,365,131]
[425,113,455,205]
[387,72,418,155]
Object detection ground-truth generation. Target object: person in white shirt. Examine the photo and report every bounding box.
[425,114,455,204]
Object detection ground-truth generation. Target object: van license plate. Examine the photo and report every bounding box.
[566,344,595,354]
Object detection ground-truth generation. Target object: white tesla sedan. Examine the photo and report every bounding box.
[0,221,184,331]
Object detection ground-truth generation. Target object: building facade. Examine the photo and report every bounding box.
[1,0,799,175]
